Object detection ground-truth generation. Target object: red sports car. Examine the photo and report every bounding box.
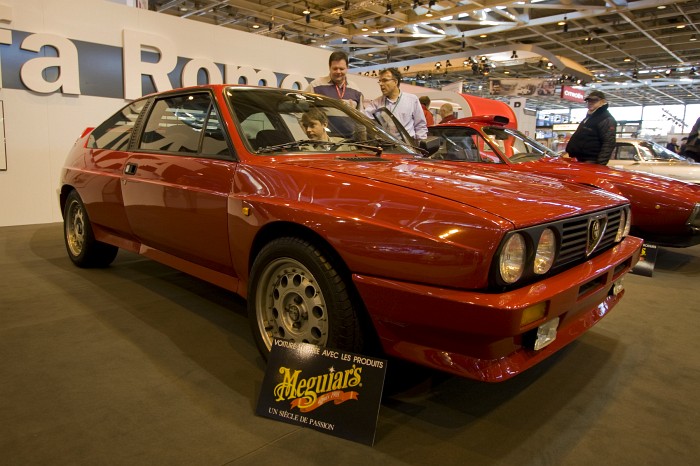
[59,85,642,382]
[428,116,700,248]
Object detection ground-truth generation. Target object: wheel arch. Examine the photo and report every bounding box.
[247,221,382,353]
[58,185,76,218]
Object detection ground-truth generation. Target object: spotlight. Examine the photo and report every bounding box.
[345,0,350,10]
[425,9,433,17]
[690,67,697,76]
[303,3,310,15]
[339,15,345,25]
[429,0,436,7]
[305,13,310,23]
[446,60,452,67]
[665,69,673,76]
[511,51,518,59]
[691,35,698,42]
[386,3,394,15]
[558,16,568,33]
[632,69,638,79]
[435,61,441,69]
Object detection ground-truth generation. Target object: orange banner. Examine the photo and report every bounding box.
[291,390,359,413]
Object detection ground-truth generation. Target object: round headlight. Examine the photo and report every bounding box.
[499,233,526,284]
[534,228,556,274]
[616,208,630,241]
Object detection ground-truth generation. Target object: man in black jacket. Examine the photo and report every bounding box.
[566,90,617,165]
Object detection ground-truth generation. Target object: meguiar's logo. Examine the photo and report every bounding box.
[274,365,362,412]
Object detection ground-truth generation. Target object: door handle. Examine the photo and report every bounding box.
[124,162,138,175]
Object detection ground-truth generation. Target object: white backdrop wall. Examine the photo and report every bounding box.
[0,0,336,227]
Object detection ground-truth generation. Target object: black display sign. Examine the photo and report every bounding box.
[256,339,387,446]
[631,243,658,277]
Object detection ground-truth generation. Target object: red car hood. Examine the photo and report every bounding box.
[525,157,700,200]
[280,157,626,227]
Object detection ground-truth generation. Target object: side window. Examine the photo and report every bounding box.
[139,93,212,154]
[201,106,231,156]
[615,144,637,160]
[88,100,147,150]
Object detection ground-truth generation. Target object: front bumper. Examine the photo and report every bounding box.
[353,236,643,382]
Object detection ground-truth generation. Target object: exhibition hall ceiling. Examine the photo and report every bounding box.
[150,0,700,109]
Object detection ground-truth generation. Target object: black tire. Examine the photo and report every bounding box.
[248,237,363,359]
[63,190,118,268]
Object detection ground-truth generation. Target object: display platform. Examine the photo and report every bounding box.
[1,223,699,465]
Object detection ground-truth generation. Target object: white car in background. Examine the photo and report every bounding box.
[610,138,700,184]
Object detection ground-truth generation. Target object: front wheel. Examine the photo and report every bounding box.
[63,190,118,268]
[248,237,363,359]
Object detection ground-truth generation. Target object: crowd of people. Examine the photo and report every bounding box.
[305,52,699,165]
[306,51,461,144]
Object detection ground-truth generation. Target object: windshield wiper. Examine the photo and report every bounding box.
[256,139,327,154]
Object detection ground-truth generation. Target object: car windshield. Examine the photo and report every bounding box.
[225,87,418,156]
[428,125,555,164]
[637,141,688,162]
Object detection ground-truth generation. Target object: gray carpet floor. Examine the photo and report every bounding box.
[1,223,699,465]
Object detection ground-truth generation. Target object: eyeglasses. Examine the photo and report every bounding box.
[378,78,397,84]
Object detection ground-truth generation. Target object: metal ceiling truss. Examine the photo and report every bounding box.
[151,0,700,110]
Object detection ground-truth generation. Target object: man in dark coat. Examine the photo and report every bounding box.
[566,90,617,165]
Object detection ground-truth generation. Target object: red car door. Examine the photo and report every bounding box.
[121,91,236,275]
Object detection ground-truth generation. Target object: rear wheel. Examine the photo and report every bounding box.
[63,190,118,268]
[248,237,363,358]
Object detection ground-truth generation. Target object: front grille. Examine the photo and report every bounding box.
[555,206,623,269]
[490,205,628,290]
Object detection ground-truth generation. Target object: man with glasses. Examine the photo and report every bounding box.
[364,67,428,142]
[306,51,364,109]
[566,90,617,165]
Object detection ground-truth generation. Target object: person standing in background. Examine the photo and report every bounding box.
[364,67,428,142]
[438,103,457,123]
[419,96,434,126]
[665,137,679,153]
[566,90,617,165]
[306,51,363,109]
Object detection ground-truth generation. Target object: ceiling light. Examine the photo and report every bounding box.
[511,51,518,59]
[691,35,698,41]
[252,23,260,29]
[558,16,568,33]
[339,15,345,25]
[435,61,441,69]
[624,57,632,62]
[425,10,433,17]
[303,3,310,15]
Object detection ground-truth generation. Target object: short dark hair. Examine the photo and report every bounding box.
[419,96,431,106]
[301,108,328,126]
[380,67,402,86]
[328,51,348,67]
